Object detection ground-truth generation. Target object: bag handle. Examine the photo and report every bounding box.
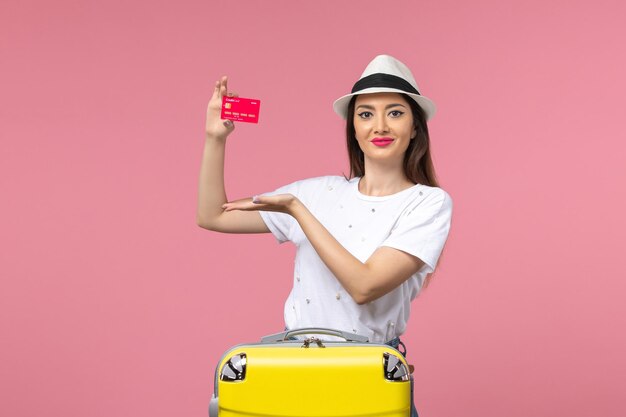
[260,327,369,343]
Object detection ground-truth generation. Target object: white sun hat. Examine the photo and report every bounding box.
[333,54,436,121]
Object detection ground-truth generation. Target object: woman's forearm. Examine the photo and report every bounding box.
[196,135,228,228]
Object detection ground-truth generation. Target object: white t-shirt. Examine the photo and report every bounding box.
[259,176,453,342]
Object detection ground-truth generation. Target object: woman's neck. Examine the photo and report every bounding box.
[358,161,414,197]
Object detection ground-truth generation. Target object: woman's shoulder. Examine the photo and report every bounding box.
[417,183,451,198]
[412,184,453,212]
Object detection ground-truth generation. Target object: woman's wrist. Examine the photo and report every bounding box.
[204,131,228,144]
[287,197,307,219]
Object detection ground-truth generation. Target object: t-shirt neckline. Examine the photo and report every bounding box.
[352,177,422,201]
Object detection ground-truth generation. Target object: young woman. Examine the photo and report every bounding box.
[198,53,452,361]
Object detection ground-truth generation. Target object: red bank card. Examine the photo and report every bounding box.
[221,96,261,124]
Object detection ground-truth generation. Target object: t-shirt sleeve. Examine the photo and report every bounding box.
[258,180,301,244]
[381,189,453,273]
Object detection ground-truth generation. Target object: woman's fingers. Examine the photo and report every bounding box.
[220,75,228,98]
[222,199,255,212]
[221,194,294,212]
[222,196,261,211]
[209,80,219,101]
[211,76,236,102]
[206,76,236,139]
[211,78,223,101]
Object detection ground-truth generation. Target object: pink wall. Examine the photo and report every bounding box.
[2,0,625,416]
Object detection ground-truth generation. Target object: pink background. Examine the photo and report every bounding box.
[2,0,625,416]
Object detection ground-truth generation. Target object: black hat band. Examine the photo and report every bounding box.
[351,73,420,95]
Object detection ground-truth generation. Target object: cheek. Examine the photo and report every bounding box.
[353,122,367,141]
[404,122,415,139]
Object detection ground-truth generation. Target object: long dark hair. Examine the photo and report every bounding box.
[345,93,439,187]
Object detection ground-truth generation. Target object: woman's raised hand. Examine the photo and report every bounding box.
[205,76,237,140]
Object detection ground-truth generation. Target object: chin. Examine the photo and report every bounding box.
[364,153,404,164]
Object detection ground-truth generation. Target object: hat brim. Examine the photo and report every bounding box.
[332,87,436,121]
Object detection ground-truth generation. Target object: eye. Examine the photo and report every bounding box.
[357,111,373,119]
[389,110,404,118]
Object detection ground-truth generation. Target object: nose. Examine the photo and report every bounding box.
[374,114,389,134]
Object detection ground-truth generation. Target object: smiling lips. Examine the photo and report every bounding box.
[371,137,394,147]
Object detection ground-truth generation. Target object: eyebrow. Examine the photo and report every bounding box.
[355,103,408,110]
